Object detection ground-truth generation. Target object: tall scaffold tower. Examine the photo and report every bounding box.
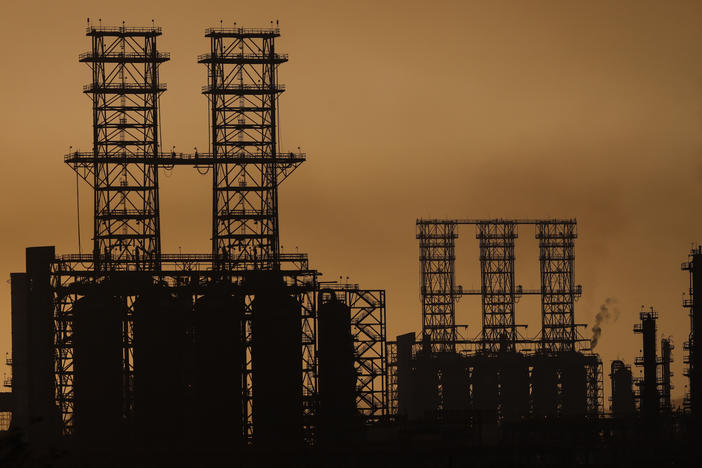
[70,24,169,271]
[477,221,518,353]
[536,220,579,352]
[198,25,312,443]
[199,25,303,270]
[416,221,458,352]
[59,23,169,434]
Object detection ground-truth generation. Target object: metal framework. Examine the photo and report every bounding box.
[72,26,168,271]
[325,285,388,423]
[536,221,579,352]
[60,25,318,445]
[63,25,170,433]
[682,246,701,416]
[199,27,302,269]
[51,252,316,435]
[199,26,313,444]
[477,222,517,352]
[415,219,581,352]
[585,355,604,417]
[416,222,458,352]
[386,341,399,416]
[241,277,318,444]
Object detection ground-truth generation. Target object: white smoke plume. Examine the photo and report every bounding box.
[590,298,619,350]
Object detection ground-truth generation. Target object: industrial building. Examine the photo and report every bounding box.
[388,219,603,426]
[4,24,388,462]
[1,22,700,466]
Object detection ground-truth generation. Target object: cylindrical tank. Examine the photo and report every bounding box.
[500,353,530,422]
[192,291,244,448]
[317,294,359,444]
[72,294,124,445]
[472,356,498,422]
[251,274,302,447]
[532,356,558,418]
[561,353,587,417]
[611,360,635,417]
[409,350,438,421]
[133,286,190,448]
[439,352,468,414]
[396,332,416,417]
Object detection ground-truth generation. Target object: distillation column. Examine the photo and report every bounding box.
[634,309,659,425]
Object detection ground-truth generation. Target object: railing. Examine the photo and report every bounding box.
[83,82,167,92]
[197,52,287,62]
[79,51,170,61]
[204,27,280,36]
[55,252,309,264]
[95,209,156,217]
[86,26,162,34]
[201,83,285,93]
[65,151,305,163]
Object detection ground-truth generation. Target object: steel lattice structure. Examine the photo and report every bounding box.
[416,222,458,352]
[51,252,316,435]
[199,27,302,269]
[682,246,701,416]
[60,25,319,445]
[325,286,388,423]
[585,355,604,417]
[73,26,169,271]
[477,222,517,352]
[536,221,580,352]
[385,341,399,416]
[63,25,170,433]
[416,219,582,352]
[199,26,313,443]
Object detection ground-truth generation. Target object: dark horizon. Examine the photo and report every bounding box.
[2,0,701,413]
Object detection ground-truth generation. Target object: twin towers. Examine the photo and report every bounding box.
[58,24,387,446]
[66,23,303,272]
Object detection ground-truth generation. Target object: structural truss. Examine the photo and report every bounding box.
[416,219,582,352]
[416,222,458,352]
[536,221,579,352]
[477,221,517,352]
[75,26,168,271]
[62,25,318,445]
[323,285,388,424]
[199,27,302,270]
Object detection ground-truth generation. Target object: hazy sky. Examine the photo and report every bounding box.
[2,0,702,403]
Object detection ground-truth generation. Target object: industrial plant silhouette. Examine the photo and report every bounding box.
[0,23,700,467]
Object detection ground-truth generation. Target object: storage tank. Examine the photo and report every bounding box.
[72,293,124,445]
[610,360,635,417]
[500,353,530,422]
[532,356,558,418]
[396,332,416,417]
[192,291,244,448]
[409,350,438,420]
[133,286,190,448]
[251,273,302,447]
[317,292,359,444]
[561,352,587,417]
[438,352,468,414]
[472,356,498,422]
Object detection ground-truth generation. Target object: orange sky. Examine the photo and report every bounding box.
[2,0,702,403]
